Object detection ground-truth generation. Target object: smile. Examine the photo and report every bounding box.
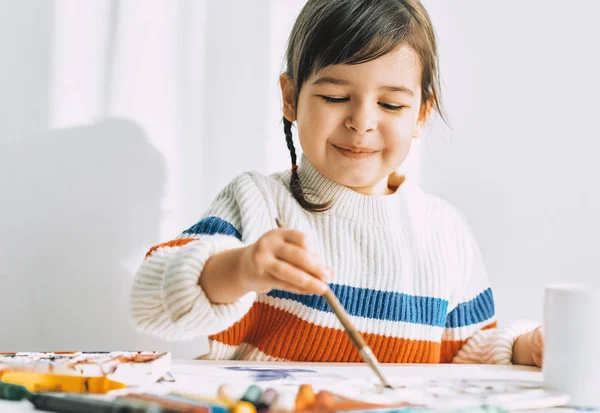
[332,144,379,159]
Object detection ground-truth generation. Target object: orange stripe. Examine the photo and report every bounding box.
[439,339,466,363]
[145,238,198,258]
[483,321,498,330]
[209,301,441,363]
[439,320,498,363]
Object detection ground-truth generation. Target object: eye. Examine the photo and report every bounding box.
[318,95,349,104]
[379,102,405,112]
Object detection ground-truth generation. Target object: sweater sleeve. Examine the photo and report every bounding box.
[129,172,273,340]
[435,202,539,364]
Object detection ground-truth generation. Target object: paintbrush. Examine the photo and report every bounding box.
[275,218,393,389]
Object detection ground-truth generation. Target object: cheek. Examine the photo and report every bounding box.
[298,103,339,140]
[381,117,415,149]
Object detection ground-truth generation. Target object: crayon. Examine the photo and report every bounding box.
[315,390,412,412]
[175,393,232,408]
[232,401,257,413]
[0,380,31,401]
[240,385,262,406]
[321,399,390,411]
[120,393,209,413]
[256,388,278,412]
[164,393,228,413]
[295,384,316,411]
[29,393,162,413]
[216,384,236,407]
[269,389,296,412]
[315,390,336,409]
[312,391,420,412]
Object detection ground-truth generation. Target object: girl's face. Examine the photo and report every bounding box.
[281,45,429,196]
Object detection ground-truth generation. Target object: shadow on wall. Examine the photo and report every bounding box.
[0,118,171,351]
[0,2,207,358]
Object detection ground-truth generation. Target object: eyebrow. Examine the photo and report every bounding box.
[312,76,414,96]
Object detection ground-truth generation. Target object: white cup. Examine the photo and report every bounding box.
[543,283,600,408]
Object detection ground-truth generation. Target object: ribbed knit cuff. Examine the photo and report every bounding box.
[453,320,540,364]
[162,234,257,336]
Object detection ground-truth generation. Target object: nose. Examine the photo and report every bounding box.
[345,101,377,133]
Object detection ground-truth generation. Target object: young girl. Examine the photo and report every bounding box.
[130,0,544,366]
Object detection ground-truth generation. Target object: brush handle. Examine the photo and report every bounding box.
[275,218,365,348]
[323,289,367,349]
[274,217,392,388]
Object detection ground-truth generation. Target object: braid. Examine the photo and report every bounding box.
[283,117,331,213]
[284,118,297,166]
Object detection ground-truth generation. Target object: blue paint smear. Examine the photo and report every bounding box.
[224,366,316,382]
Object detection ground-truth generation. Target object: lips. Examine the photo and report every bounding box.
[332,144,377,153]
[332,144,379,159]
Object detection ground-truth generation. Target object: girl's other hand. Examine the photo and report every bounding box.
[513,326,544,367]
[530,326,544,367]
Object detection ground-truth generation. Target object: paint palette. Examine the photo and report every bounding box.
[0,351,171,386]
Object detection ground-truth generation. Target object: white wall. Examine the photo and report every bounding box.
[1,0,598,357]
[420,1,600,324]
[0,0,273,358]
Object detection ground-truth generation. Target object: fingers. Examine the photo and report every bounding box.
[268,279,325,296]
[532,352,543,368]
[530,327,544,367]
[267,260,329,295]
[250,228,333,296]
[278,228,314,251]
[274,243,333,282]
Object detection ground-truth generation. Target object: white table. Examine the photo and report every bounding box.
[0,360,581,412]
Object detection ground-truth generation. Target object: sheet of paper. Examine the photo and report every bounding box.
[145,362,569,411]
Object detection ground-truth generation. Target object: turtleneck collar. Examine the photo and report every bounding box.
[285,153,415,223]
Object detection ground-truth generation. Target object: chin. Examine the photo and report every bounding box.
[329,171,378,189]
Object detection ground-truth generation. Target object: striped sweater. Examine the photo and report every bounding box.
[130,154,537,363]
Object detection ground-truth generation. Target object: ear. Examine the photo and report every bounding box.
[413,97,434,139]
[280,73,297,123]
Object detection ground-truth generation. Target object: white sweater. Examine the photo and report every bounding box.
[130,154,537,362]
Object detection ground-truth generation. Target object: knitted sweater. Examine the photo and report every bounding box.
[130,154,537,363]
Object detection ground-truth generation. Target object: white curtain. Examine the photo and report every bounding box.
[0,0,310,357]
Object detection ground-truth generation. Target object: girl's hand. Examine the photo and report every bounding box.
[512,326,544,367]
[240,228,334,295]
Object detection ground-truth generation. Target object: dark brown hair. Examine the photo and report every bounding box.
[283,0,444,212]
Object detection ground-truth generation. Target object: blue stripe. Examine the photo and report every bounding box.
[445,288,495,328]
[182,216,242,240]
[267,284,448,327]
